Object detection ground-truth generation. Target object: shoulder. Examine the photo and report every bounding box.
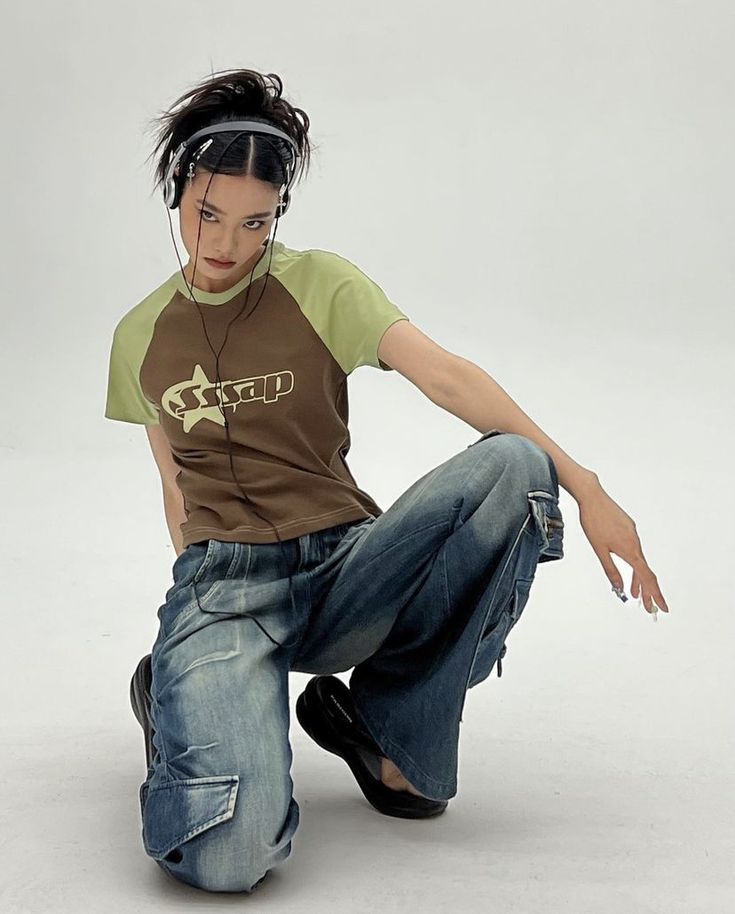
[273,240,377,277]
[298,248,389,299]
[303,247,363,276]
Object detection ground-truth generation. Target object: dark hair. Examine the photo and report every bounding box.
[144,67,317,204]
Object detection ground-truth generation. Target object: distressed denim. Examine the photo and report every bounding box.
[140,430,564,892]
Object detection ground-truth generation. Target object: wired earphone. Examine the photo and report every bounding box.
[162,115,302,651]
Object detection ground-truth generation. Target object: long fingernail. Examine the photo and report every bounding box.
[638,596,660,618]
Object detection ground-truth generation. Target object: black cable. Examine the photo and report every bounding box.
[164,127,300,649]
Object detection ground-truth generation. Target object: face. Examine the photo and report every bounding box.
[177,169,280,292]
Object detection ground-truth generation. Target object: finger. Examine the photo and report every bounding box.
[630,569,640,600]
[641,578,653,613]
[597,550,625,596]
[631,560,650,604]
[638,594,657,618]
[633,562,669,613]
[627,562,650,612]
[635,566,654,612]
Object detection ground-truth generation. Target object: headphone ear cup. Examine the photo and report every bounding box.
[163,177,174,208]
[163,162,183,209]
[276,188,290,218]
[171,176,182,210]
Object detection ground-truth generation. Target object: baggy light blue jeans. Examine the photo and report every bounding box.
[140,430,565,892]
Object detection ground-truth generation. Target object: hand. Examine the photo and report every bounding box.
[577,483,669,615]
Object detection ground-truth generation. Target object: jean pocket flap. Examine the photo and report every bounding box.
[140,774,239,860]
[527,490,565,563]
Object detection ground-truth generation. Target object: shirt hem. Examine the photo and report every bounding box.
[181,505,377,546]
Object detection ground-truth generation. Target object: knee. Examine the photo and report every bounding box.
[162,854,276,894]
[141,775,299,894]
[159,825,294,894]
[496,433,558,495]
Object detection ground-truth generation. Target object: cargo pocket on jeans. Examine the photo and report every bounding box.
[527,491,565,563]
[139,774,239,862]
[465,576,534,693]
[496,576,534,677]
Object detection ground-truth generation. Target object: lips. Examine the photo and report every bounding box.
[205,257,235,267]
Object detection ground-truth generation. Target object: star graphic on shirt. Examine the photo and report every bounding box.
[161,364,294,432]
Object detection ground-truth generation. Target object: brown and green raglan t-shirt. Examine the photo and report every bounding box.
[104,240,410,548]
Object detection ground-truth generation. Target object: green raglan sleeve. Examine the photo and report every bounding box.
[104,316,160,425]
[320,251,410,374]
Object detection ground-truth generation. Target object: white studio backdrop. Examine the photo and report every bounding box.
[1,1,733,912]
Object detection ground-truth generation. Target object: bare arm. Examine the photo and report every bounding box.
[432,359,598,502]
[163,486,187,557]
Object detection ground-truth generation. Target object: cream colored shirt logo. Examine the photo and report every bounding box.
[162,364,295,432]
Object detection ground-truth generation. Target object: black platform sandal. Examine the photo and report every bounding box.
[295,675,448,819]
[130,653,156,771]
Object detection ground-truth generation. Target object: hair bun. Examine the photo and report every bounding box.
[147,68,313,197]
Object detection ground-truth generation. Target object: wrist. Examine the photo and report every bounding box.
[574,468,602,501]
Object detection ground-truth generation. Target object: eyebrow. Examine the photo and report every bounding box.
[195,199,273,218]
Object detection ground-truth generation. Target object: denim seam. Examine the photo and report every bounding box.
[457,513,531,717]
[191,543,244,613]
[192,539,217,585]
[324,518,450,604]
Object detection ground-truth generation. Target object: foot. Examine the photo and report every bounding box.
[380,757,428,797]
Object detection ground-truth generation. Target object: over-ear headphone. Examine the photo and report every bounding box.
[161,117,305,651]
[162,119,300,214]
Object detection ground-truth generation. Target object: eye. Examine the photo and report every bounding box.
[198,209,265,231]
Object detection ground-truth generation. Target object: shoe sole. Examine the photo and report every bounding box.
[296,676,448,819]
[130,654,155,771]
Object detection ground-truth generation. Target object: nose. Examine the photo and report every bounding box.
[213,228,238,260]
